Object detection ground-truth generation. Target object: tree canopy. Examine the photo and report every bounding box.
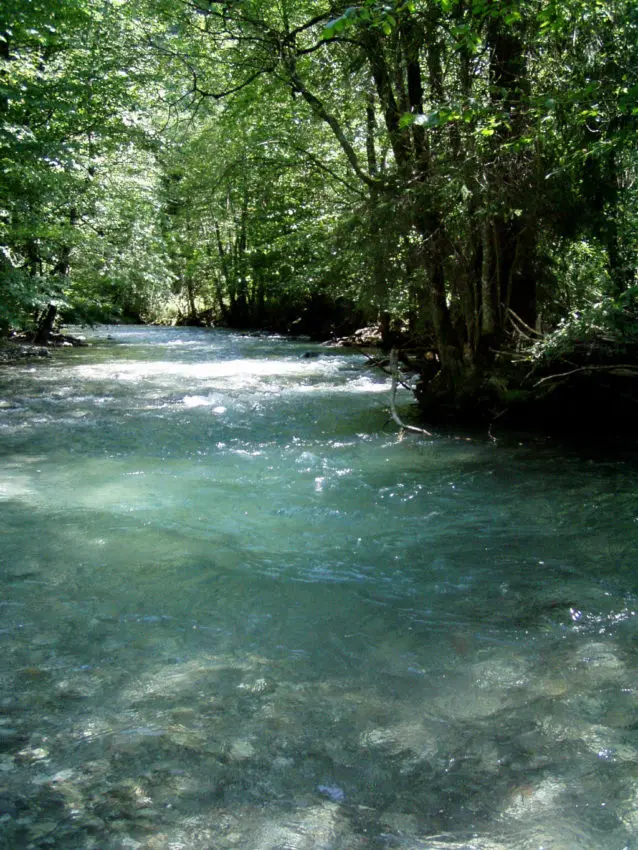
[1,0,637,416]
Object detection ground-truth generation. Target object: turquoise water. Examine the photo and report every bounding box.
[0,326,636,850]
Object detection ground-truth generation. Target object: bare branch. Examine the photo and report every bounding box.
[287,14,331,40]
[389,350,432,435]
[507,307,543,337]
[285,142,366,196]
[190,67,271,100]
[534,364,638,386]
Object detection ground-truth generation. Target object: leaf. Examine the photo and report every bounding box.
[413,111,441,128]
[322,17,345,39]
[323,6,360,39]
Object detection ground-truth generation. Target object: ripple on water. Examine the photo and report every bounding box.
[0,327,636,850]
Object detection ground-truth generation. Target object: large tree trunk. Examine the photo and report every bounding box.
[481,4,537,340]
[34,304,57,345]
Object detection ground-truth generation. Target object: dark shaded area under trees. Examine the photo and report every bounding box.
[1,0,637,430]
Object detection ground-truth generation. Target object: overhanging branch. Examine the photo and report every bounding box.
[287,69,381,190]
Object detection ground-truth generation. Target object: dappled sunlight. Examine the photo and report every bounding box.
[0,474,35,503]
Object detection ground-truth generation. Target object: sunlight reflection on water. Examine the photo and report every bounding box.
[0,326,636,850]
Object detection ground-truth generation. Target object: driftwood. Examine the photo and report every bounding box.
[362,349,432,434]
[361,351,414,392]
[388,349,432,436]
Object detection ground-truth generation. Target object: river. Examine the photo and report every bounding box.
[0,326,636,850]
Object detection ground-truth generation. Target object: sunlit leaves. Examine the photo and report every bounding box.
[322,1,410,40]
[0,0,175,328]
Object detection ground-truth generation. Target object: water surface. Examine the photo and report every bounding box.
[0,326,636,850]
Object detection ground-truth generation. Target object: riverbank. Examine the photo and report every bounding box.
[0,331,90,364]
[3,320,638,440]
[321,325,638,436]
[0,340,52,363]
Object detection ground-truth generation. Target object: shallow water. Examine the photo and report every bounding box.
[0,326,636,850]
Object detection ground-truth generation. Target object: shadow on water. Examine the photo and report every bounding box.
[0,327,636,849]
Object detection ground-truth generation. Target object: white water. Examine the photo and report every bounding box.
[0,326,636,850]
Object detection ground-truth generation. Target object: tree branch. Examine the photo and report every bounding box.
[286,69,381,189]
[534,364,638,386]
[190,67,272,100]
[286,142,367,196]
[389,350,432,435]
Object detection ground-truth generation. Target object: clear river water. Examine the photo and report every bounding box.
[0,325,636,850]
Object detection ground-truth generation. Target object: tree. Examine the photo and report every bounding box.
[0,0,174,330]
[2,0,636,419]
[155,0,636,409]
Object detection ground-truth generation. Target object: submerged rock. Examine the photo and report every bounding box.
[229,739,256,761]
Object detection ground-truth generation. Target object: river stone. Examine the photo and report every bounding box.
[32,767,75,786]
[574,641,625,682]
[18,667,50,681]
[501,776,567,820]
[169,707,196,723]
[229,739,255,760]
[537,675,569,698]
[620,783,638,831]
[317,784,345,802]
[255,802,345,850]
[614,743,638,762]
[110,728,165,753]
[420,840,507,850]
[135,807,159,820]
[55,676,98,699]
[117,837,142,848]
[165,726,208,751]
[16,745,49,763]
[140,836,170,850]
[359,722,438,761]
[237,677,276,695]
[79,814,106,831]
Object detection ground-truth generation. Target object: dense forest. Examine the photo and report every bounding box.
[1,0,637,423]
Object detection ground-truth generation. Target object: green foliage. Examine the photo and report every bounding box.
[0,0,173,330]
[0,0,636,408]
[64,152,175,323]
[531,287,638,365]
[0,268,52,333]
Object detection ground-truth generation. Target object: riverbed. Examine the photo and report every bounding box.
[0,326,636,850]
